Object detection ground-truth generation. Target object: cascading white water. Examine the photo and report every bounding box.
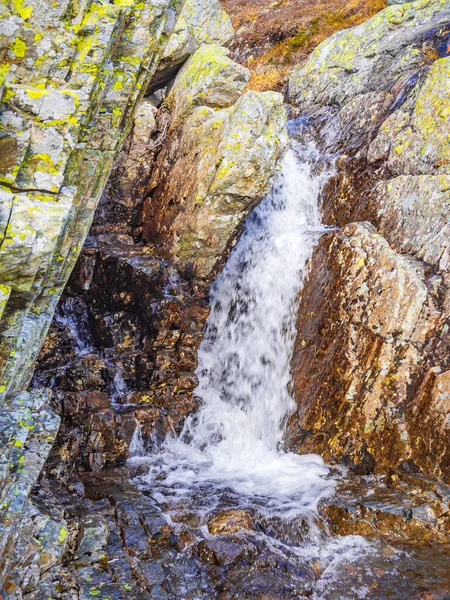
[129,419,146,457]
[132,139,336,519]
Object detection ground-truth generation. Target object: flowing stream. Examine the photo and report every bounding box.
[132,137,337,521]
[32,124,447,599]
[128,137,382,599]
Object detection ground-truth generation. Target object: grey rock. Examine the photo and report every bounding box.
[75,514,109,564]
[161,0,234,70]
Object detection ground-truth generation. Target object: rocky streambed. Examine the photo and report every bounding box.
[2,0,450,598]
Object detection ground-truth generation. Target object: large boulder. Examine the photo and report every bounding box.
[162,0,234,71]
[287,0,450,479]
[139,45,289,277]
[288,223,435,473]
[288,0,450,156]
[167,44,250,124]
[288,0,450,111]
[0,0,183,401]
[0,0,182,593]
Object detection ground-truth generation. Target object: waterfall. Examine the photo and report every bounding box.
[109,368,128,404]
[54,297,93,354]
[129,419,146,457]
[131,138,336,519]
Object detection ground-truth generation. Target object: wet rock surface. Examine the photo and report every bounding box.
[18,469,175,600]
[34,240,208,476]
[6,3,289,594]
[288,222,436,473]
[208,509,255,535]
[3,0,450,597]
[287,0,450,483]
[65,465,450,600]
[320,471,450,542]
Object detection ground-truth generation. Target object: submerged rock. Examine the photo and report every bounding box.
[197,538,248,565]
[321,471,450,542]
[208,509,255,535]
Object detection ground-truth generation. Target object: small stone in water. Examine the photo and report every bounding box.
[197,539,247,566]
[208,509,254,535]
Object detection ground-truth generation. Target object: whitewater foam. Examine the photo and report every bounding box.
[130,140,336,519]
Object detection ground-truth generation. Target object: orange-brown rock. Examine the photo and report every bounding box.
[320,473,450,543]
[288,222,441,475]
[408,368,450,482]
[287,1,450,483]
[197,538,248,565]
[208,509,254,535]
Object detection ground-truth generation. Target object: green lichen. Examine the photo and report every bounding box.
[10,38,27,59]
[11,0,33,20]
[26,88,48,99]
[57,526,67,543]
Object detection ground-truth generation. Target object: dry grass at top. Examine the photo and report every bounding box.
[220,0,387,91]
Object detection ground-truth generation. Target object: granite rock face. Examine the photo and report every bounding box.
[287,0,450,479]
[288,0,450,114]
[0,0,185,594]
[161,0,234,71]
[0,0,182,402]
[139,44,289,277]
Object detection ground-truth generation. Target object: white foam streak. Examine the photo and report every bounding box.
[134,142,335,516]
[129,419,145,457]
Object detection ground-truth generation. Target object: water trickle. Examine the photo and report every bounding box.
[109,368,128,404]
[54,297,93,354]
[129,419,146,457]
[131,139,336,520]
